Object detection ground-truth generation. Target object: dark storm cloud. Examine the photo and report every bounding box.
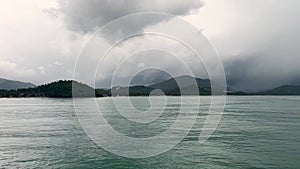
[224,23,300,92]
[57,0,203,35]
[205,0,300,91]
[225,54,300,92]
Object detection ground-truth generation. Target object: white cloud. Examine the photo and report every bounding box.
[53,61,63,66]
[0,59,37,80]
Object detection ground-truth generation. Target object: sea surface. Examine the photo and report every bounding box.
[0,96,300,168]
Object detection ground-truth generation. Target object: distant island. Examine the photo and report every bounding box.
[0,76,300,98]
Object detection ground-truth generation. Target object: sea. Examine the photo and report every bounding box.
[0,96,299,168]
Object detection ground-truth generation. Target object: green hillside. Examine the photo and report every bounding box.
[0,80,107,98]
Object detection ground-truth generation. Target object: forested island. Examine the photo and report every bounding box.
[0,76,300,98]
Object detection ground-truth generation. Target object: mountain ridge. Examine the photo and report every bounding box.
[0,76,299,97]
[0,78,36,90]
[255,85,300,95]
[148,75,211,90]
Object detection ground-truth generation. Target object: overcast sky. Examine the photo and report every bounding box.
[0,0,299,91]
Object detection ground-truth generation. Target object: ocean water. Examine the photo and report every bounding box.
[0,96,300,168]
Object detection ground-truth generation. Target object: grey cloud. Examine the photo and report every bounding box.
[3,0,300,92]
[80,34,210,88]
[96,69,172,88]
[57,0,203,37]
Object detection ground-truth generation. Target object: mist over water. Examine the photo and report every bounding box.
[1,96,300,168]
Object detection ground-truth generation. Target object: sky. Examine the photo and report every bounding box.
[0,0,299,91]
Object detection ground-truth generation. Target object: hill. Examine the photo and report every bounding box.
[35,80,99,98]
[257,85,300,95]
[110,86,153,96]
[1,77,299,98]
[0,76,226,97]
[0,80,107,98]
[149,75,211,91]
[111,76,218,96]
[0,78,36,90]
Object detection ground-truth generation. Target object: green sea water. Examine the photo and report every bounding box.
[0,96,299,168]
